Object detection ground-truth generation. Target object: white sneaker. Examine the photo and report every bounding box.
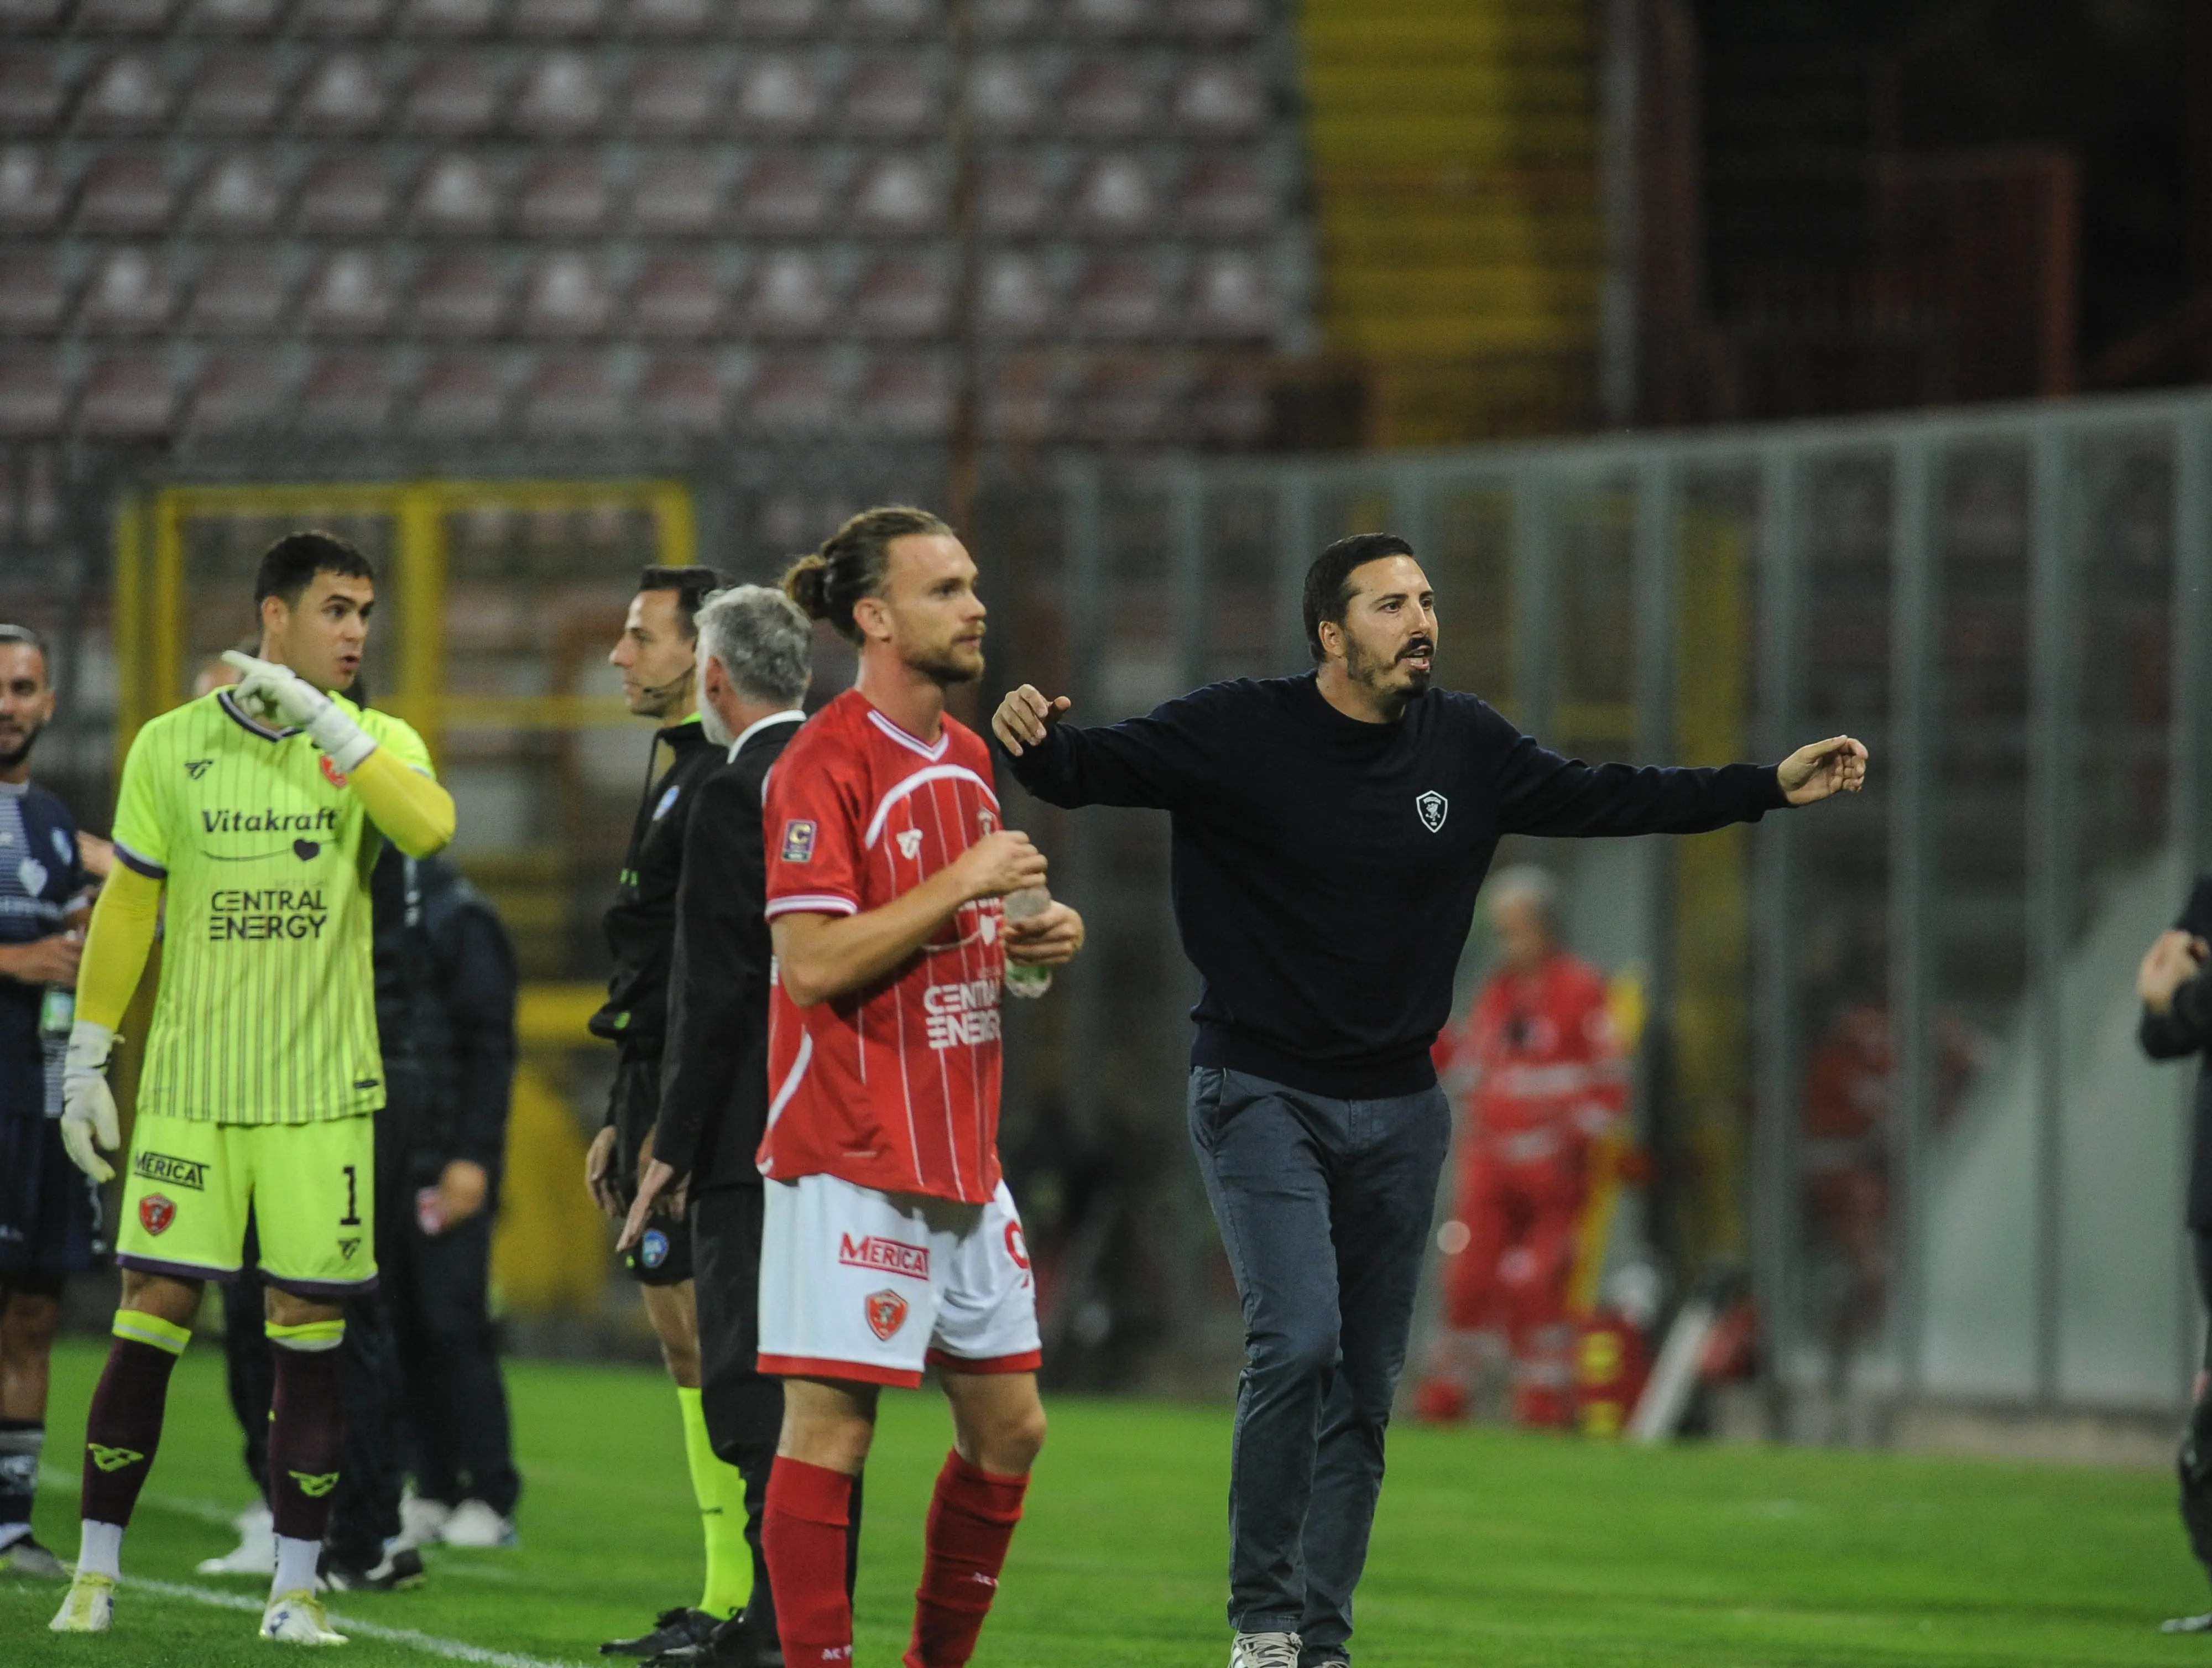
[261,1587,347,1645]
[398,1492,450,1550]
[437,1498,517,1549]
[1228,1632,1302,1668]
[197,1502,276,1575]
[49,1570,117,1633]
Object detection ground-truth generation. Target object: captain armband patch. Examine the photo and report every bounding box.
[780,819,818,863]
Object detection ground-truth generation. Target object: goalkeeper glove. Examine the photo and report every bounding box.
[61,1021,121,1183]
[220,649,378,775]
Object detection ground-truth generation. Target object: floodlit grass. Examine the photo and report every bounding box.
[2,1337,2205,1665]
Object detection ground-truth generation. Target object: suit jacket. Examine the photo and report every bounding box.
[2138,874,2212,1231]
[654,712,805,1193]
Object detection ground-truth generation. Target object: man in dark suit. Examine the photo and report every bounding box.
[621,583,817,1668]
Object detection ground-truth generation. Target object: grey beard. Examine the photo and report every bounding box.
[699,703,734,749]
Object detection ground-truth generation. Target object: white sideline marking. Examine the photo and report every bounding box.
[121,1575,589,1668]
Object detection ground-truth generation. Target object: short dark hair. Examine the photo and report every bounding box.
[1302,533,1416,662]
[782,506,954,645]
[0,623,49,677]
[637,564,728,641]
[253,530,375,608]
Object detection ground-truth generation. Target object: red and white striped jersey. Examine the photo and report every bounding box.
[759,689,1008,1204]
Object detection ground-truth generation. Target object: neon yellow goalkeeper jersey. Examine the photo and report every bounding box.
[111,687,435,1125]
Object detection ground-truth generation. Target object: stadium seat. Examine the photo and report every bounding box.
[976,252,1058,338]
[735,57,826,133]
[76,0,178,25]
[76,155,175,233]
[1171,62,1264,136]
[977,155,1054,236]
[0,55,65,135]
[296,53,387,133]
[187,251,293,332]
[191,152,282,230]
[299,352,394,430]
[0,356,65,436]
[972,0,1040,35]
[0,0,65,25]
[76,248,174,332]
[411,354,508,434]
[624,0,712,35]
[411,254,510,335]
[1062,59,1155,138]
[296,158,395,234]
[399,0,499,32]
[1166,0,1262,37]
[632,257,724,337]
[412,152,505,234]
[852,355,950,437]
[980,352,1063,441]
[1072,352,1177,443]
[732,0,825,34]
[77,353,175,435]
[851,259,948,338]
[849,155,943,235]
[403,59,504,135]
[185,54,288,132]
[518,157,609,234]
[742,251,839,336]
[301,251,398,333]
[1072,256,1166,338]
[0,253,66,333]
[512,0,607,34]
[520,252,616,335]
[0,148,66,232]
[848,0,940,37]
[188,351,293,430]
[627,59,721,135]
[968,55,1044,136]
[634,355,723,430]
[513,52,605,136]
[1069,0,1151,37]
[1189,355,1271,443]
[844,61,939,138]
[633,155,727,233]
[1179,155,1271,237]
[1187,250,1275,338]
[79,55,172,132]
[744,353,841,434]
[735,154,832,233]
[188,0,286,30]
[1072,155,1160,237]
[521,355,624,434]
[296,0,397,29]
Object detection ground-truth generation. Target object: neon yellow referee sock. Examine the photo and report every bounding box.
[677,1386,751,1619]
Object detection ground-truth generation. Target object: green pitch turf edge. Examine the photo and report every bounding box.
[2,1337,2204,1666]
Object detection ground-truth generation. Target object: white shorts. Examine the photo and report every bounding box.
[757,1171,1041,1390]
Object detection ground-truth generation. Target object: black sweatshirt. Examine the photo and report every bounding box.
[1003,673,1791,1098]
[2136,874,2212,1230]
[655,714,804,1192]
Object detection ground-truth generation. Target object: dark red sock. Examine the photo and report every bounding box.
[904,1450,1028,1668]
[266,1344,345,1543]
[764,1457,856,1666]
[79,1338,179,1528]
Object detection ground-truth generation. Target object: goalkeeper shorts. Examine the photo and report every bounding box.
[116,1110,377,1297]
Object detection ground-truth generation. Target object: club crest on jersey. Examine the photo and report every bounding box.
[50,826,71,863]
[781,819,817,863]
[865,1289,909,1342]
[978,809,997,836]
[17,857,46,897]
[1416,790,1449,833]
[138,1193,176,1236]
[319,754,348,789]
[896,827,924,860]
[653,784,681,821]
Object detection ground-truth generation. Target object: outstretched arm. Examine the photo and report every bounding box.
[348,747,456,858]
[1776,736,1870,806]
[1498,729,1867,838]
[992,684,1222,811]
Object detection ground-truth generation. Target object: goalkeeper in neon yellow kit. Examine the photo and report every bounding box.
[50,531,455,1646]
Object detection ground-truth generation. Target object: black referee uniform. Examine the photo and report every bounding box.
[652,707,805,1665]
[1005,671,1793,1664]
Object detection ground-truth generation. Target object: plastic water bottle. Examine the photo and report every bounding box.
[1001,885,1053,999]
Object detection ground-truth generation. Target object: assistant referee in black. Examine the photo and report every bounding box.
[994,533,1867,1668]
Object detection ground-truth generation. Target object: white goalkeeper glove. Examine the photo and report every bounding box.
[61,1021,121,1183]
[220,649,378,775]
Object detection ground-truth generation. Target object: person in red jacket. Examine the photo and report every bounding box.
[1416,867,1625,1427]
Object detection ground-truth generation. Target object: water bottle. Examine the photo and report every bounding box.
[1001,885,1053,999]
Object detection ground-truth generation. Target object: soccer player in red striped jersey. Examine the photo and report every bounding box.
[758,507,1084,1668]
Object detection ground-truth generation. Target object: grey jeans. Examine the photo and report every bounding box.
[1187,1066,1452,1658]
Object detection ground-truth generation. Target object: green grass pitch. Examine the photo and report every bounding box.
[2,1337,2206,1665]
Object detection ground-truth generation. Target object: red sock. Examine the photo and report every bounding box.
[904,1450,1028,1668]
[764,1457,855,1666]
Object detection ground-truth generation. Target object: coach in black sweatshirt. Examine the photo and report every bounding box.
[996,533,1867,1668]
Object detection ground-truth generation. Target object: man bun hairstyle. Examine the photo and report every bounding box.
[253,530,376,608]
[782,505,954,645]
[1302,532,1416,663]
[637,564,728,642]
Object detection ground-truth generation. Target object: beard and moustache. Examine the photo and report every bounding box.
[0,713,42,772]
[1344,631,1434,696]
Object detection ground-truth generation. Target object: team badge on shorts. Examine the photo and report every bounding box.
[865,1289,909,1341]
[781,820,817,863]
[640,1228,669,1270]
[138,1193,176,1236]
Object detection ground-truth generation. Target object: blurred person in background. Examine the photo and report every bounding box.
[1414,866,1625,1428]
[586,565,760,1661]
[0,622,105,1579]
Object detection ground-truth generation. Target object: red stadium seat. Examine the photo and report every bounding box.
[0,148,66,232]
[1166,0,1261,37]
[512,0,607,34]
[78,354,176,435]
[1072,155,1160,237]
[411,355,507,434]
[0,54,66,135]
[520,252,616,335]
[844,61,939,139]
[295,54,387,133]
[742,251,839,336]
[0,356,65,436]
[517,157,609,234]
[732,0,825,34]
[1072,352,1178,444]
[411,256,510,335]
[521,355,624,434]
[184,54,288,131]
[1062,59,1155,138]
[976,252,1059,339]
[1187,250,1275,338]
[968,56,1044,137]
[296,158,395,234]
[735,57,826,134]
[403,59,504,135]
[76,248,175,332]
[412,153,505,234]
[76,155,175,233]
[734,155,832,234]
[294,0,395,30]
[192,152,284,231]
[632,258,725,337]
[301,251,398,334]
[627,59,721,136]
[299,353,394,430]
[186,351,294,430]
[76,0,176,26]
[635,356,724,431]
[851,259,949,338]
[744,354,841,435]
[0,253,66,333]
[188,252,293,333]
[852,355,950,437]
[633,155,727,233]
[977,156,1054,237]
[1072,257,1166,339]
[848,0,939,37]
[79,55,172,133]
[981,353,1063,442]
[1178,156,1271,238]
[399,0,498,32]
[624,0,712,35]
[513,51,605,136]
[1171,61,1264,137]
[849,156,943,236]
